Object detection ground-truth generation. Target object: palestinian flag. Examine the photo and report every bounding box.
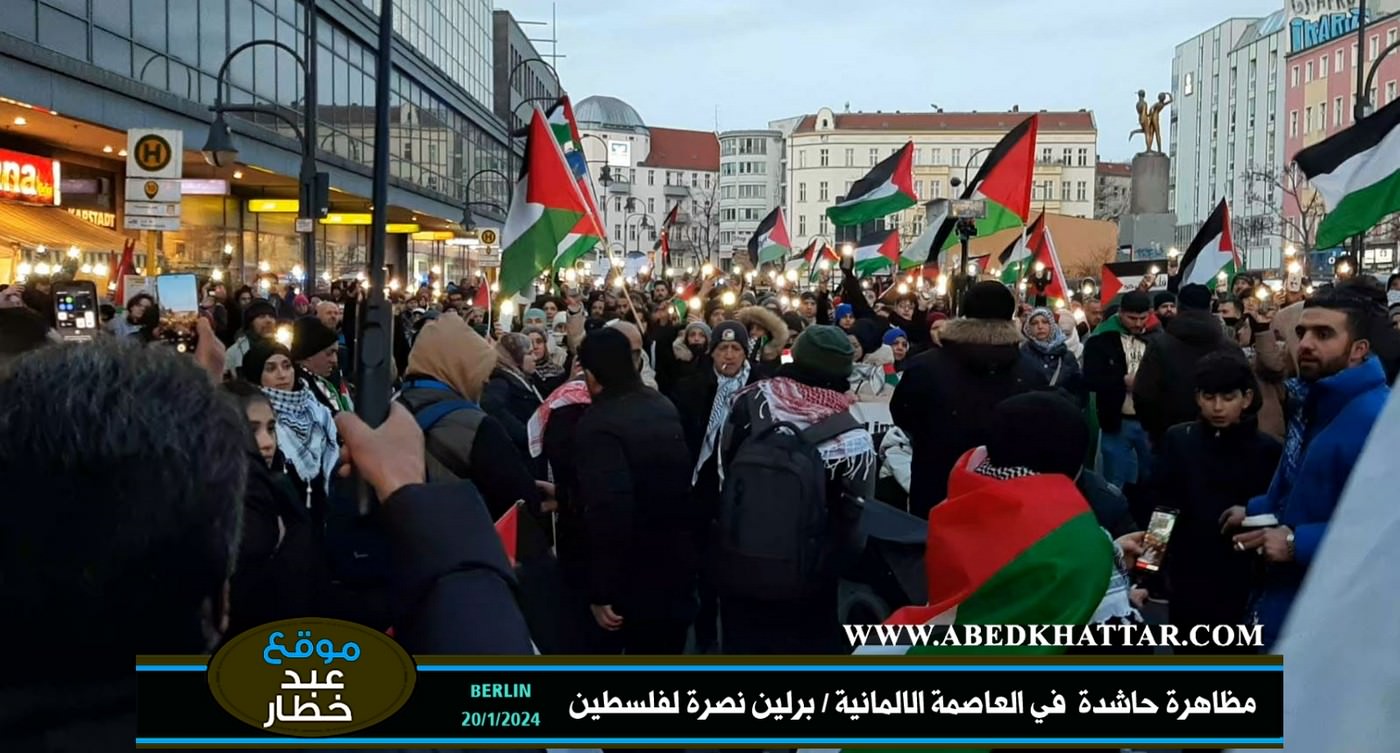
[496,501,520,568]
[499,106,591,296]
[1100,264,1123,303]
[1174,199,1239,290]
[799,449,1111,753]
[110,238,136,301]
[852,228,900,277]
[747,207,791,265]
[798,239,838,281]
[911,199,949,268]
[543,96,607,269]
[1028,219,1070,301]
[996,212,1044,285]
[933,115,1039,254]
[826,141,917,227]
[1296,97,1400,249]
[653,203,680,269]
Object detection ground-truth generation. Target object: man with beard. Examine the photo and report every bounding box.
[1222,287,1390,648]
[1152,291,1177,326]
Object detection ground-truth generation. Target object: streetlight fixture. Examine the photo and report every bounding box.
[203,1,326,287]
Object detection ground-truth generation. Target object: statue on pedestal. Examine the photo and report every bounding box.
[1130,90,1172,153]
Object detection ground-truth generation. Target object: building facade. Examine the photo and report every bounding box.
[717,129,782,263]
[1284,4,1400,272]
[574,95,720,268]
[491,10,561,135]
[0,0,515,288]
[1170,13,1287,270]
[781,107,1098,255]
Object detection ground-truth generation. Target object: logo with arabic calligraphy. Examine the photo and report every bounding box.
[207,617,416,736]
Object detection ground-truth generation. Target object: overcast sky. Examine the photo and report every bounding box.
[495,0,1279,162]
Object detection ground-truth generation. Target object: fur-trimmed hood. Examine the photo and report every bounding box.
[936,318,1024,375]
[734,306,790,362]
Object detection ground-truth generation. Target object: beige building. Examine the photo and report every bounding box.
[778,107,1099,252]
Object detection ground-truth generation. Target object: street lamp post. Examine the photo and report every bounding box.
[462,168,512,228]
[624,212,653,255]
[505,57,562,181]
[202,1,324,289]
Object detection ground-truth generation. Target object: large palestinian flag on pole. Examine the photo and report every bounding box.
[653,203,680,269]
[826,142,917,227]
[1296,97,1400,249]
[932,115,1039,253]
[747,207,791,265]
[543,96,607,269]
[852,228,900,277]
[803,238,838,281]
[1174,199,1239,290]
[499,106,591,296]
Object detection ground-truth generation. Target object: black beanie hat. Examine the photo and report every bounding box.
[986,391,1088,478]
[710,320,750,353]
[579,327,639,390]
[1120,290,1152,314]
[962,281,1016,320]
[240,339,292,384]
[851,317,884,355]
[782,311,806,336]
[1177,283,1213,311]
[1153,291,1177,308]
[291,316,338,361]
[242,299,277,330]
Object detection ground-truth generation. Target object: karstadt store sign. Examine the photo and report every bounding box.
[1287,0,1400,53]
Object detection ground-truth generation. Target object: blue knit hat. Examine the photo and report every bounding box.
[835,303,854,321]
[882,327,908,346]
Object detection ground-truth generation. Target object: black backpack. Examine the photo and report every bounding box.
[714,397,860,601]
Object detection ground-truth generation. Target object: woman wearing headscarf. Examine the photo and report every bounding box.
[1019,306,1082,391]
[240,339,339,527]
[524,324,569,397]
[483,331,544,460]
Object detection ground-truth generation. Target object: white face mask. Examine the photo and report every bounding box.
[548,332,563,348]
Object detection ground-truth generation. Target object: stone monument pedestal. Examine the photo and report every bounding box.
[1119,151,1176,252]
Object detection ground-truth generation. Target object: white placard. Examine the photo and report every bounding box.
[126,129,184,180]
[124,201,181,217]
[125,178,183,202]
[123,215,181,231]
[607,140,631,168]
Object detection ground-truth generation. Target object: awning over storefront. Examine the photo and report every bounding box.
[0,201,131,253]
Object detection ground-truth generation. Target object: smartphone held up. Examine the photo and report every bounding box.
[52,281,100,343]
[1134,507,1179,573]
[155,273,200,353]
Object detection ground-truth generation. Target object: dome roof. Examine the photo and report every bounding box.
[574,95,647,132]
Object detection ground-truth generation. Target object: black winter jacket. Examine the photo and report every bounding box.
[482,367,543,462]
[891,318,1047,517]
[1154,417,1281,626]
[1081,315,1160,434]
[574,385,700,621]
[1132,310,1240,442]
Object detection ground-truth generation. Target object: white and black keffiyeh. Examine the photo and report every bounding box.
[693,360,752,486]
[262,385,339,493]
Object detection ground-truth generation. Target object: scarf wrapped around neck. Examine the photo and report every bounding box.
[261,385,339,493]
[734,376,875,481]
[693,360,752,486]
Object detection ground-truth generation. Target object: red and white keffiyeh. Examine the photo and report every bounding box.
[527,378,592,458]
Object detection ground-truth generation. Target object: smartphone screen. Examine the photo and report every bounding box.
[156,273,200,352]
[1134,507,1180,572]
[53,281,99,343]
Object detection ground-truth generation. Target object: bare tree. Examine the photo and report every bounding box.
[684,183,721,267]
[1240,164,1326,250]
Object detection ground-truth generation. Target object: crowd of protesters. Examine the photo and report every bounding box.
[1,257,1397,748]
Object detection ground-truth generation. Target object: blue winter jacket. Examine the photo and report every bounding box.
[1246,355,1389,647]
